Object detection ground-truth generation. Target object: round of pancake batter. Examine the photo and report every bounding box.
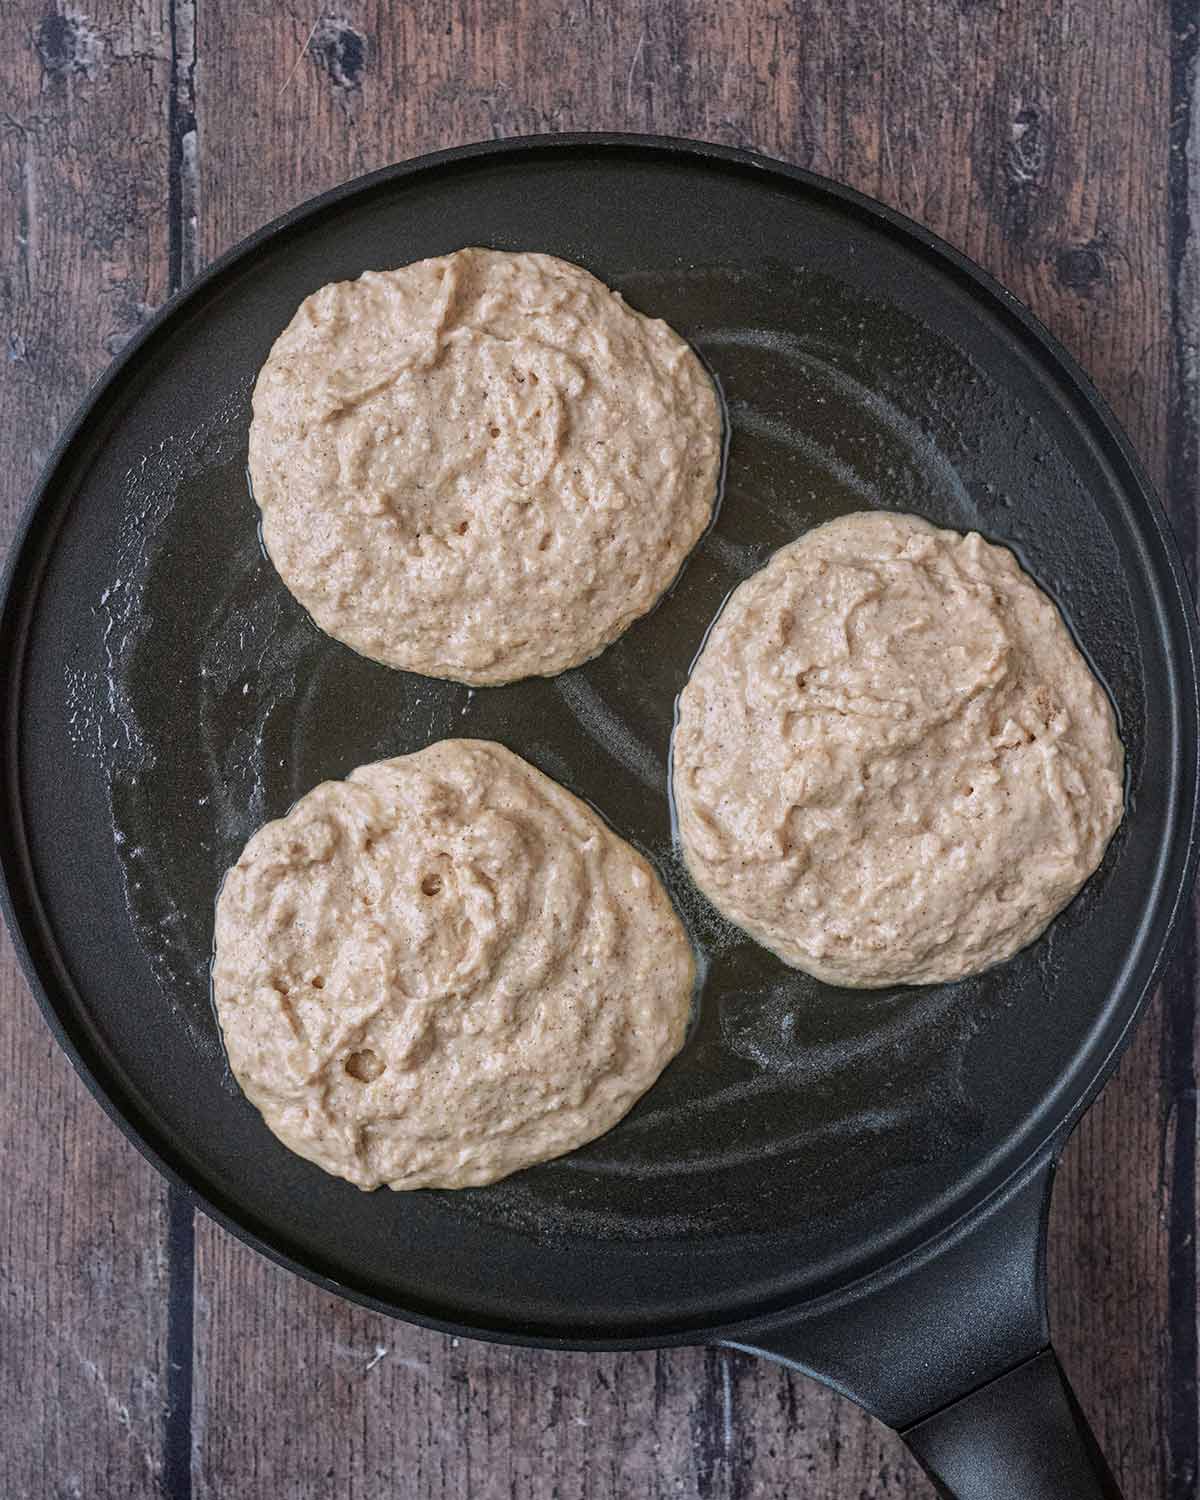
[248,248,722,685]
[672,511,1124,988]
[212,739,694,1189]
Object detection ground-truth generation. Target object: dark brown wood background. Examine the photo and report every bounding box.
[1,2,1197,1496]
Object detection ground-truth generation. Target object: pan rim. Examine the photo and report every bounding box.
[2,131,1197,1349]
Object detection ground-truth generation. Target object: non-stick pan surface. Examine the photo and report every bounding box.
[2,137,1197,1349]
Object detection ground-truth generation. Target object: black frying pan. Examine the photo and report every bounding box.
[2,136,1196,1499]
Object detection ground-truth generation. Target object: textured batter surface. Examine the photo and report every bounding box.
[212,740,694,1189]
[248,248,722,685]
[673,512,1125,987]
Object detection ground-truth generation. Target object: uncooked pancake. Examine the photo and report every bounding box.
[672,511,1125,988]
[248,248,722,685]
[212,739,694,1189]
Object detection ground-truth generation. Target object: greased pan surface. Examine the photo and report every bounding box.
[2,136,1196,1344]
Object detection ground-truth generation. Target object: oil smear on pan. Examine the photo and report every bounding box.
[64,451,175,771]
[62,382,313,1065]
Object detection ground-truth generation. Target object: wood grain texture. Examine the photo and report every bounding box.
[192,1259,916,1500]
[0,4,176,1497]
[0,0,1190,1496]
[1164,7,1200,1496]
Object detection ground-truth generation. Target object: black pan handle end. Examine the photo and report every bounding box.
[724,1157,1122,1498]
[902,1348,1122,1499]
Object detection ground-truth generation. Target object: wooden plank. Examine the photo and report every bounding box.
[188,2,1178,1497]
[191,1246,916,1500]
[1163,7,1200,1497]
[0,3,176,1496]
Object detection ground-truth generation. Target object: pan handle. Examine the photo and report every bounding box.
[900,1346,1121,1498]
[721,1154,1123,1497]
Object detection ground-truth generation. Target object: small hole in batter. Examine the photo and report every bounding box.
[311,975,324,990]
[345,1049,384,1083]
[538,533,551,551]
[421,873,443,896]
[489,425,500,438]
[456,520,469,535]
[528,371,539,385]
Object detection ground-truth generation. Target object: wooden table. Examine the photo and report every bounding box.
[1,4,1196,1496]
